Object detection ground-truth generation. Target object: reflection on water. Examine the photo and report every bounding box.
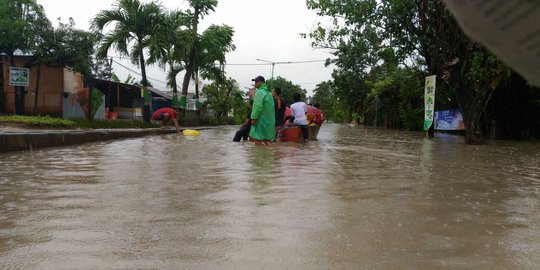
[0,124,539,269]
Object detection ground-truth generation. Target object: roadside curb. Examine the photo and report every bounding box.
[0,128,176,153]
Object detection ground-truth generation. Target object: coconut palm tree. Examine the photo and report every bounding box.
[195,24,235,98]
[91,0,163,122]
[147,10,191,107]
[179,0,218,108]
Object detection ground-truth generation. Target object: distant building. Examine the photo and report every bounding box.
[89,79,205,119]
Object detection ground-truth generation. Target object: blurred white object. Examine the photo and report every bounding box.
[443,0,540,86]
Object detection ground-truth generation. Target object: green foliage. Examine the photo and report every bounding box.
[91,0,163,87]
[147,9,190,93]
[312,81,336,119]
[0,0,98,76]
[111,73,137,84]
[465,49,511,92]
[40,18,100,78]
[266,76,307,106]
[306,0,522,139]
[198,24,236,82]
[351,112,360,122]
[90,88,104,118]
[180,114,236,127]
[180,0,232,97]
[201,78,245,119]
[399,104,423,131]
[92,56,113,80]
[332,107,350,123]
[0,0,52,58]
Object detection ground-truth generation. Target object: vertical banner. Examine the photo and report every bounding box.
[180,95,187,109]
[424,75,436,131]
[172,92,179,108]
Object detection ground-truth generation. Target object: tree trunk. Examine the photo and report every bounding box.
[0,61,4,112]
[32,64,41,115]
[181,65,193,112]
[195,70,201,116]
[181,8,200,109]
[169,61,178,94]
[139,46,150,122]
[463,112,484,144]
[454,84,487,144]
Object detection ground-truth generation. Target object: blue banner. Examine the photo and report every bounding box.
[434,109,465,130]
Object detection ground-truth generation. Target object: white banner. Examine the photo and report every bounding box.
[424,75,436,131]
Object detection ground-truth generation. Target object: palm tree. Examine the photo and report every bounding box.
[147,10,191,107]
[180,0,218,108]
[196,24,235,97]
[91,0,163,122]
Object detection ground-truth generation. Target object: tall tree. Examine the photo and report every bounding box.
[179,0,218,108]
[147,9,191,102]
[306,0,381,122]
[39,18,99,79]
[201,78,243,118]
[91,0,163,122]
[196,24,235,97]
[312,81,337,121]
[307,0,511,144]
[266,76,307,106]
[35,18,99,114]
[382,0,510,143]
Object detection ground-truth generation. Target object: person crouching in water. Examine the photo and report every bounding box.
[249,75,275,145]
[289,92,309,142]
[233,99,253,142]
[152,107,182,134]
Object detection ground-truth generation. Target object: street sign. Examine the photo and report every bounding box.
[9,67,30,87]
[370,96,383,111]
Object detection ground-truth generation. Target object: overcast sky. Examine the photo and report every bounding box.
[36,0,335,96]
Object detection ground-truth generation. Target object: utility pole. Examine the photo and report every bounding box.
[255,59,292,80]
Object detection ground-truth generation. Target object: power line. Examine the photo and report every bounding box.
[112,59,169,86]
[109,55,332,66]
[110,57,334,90]
[227,59,331,66]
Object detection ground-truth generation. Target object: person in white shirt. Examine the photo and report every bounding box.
[289,92,309,142]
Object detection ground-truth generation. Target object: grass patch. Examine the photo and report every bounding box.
[0,115,158,129]
[0,114,236,129]
[71,119,158,129]
[0,115,76,128]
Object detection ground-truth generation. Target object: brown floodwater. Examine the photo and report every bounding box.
[0,123,539,269]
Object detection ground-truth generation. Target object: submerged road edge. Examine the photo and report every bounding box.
[0,128,176,153]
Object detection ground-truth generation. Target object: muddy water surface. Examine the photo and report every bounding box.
[1,124,539,269]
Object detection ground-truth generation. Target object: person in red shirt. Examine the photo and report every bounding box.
[152,107,181,133]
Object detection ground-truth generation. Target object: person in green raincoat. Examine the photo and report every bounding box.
[249,75,275,144]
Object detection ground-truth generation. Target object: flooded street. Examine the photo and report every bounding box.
[1,123,539,269]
